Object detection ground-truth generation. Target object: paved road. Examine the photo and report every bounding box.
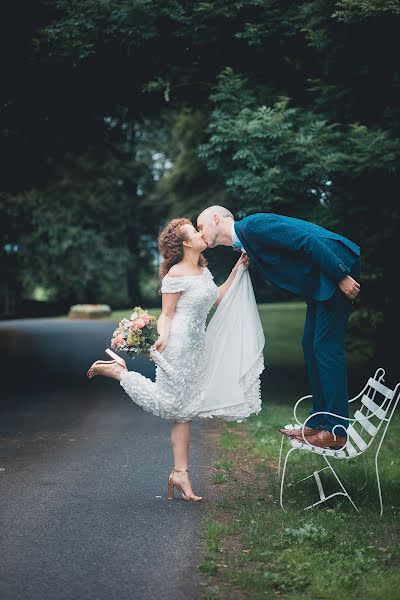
[0,319,218,600]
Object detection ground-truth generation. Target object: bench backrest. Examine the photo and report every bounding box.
[345,369,399,457]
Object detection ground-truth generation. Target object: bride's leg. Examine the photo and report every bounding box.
[171,421,191,470]
[171,421,197,497]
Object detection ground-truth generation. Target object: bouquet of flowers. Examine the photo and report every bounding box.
[110,307,158,358]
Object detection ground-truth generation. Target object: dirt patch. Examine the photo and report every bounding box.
[203,421,274,490]
[199,420,276,599]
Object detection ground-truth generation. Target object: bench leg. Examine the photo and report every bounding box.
[323,456,359,512]
[278,435,286,480]
[375,451,383,517]
[280,447,297,512]
[280,450,359,512]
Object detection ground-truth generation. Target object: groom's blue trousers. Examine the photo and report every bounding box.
[302,260,361,435]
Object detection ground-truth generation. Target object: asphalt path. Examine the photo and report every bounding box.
[0,318,218,600]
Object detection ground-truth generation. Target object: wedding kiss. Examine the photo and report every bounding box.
[87,206,360,501]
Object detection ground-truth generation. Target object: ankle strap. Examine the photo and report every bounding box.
[173,468,188,472]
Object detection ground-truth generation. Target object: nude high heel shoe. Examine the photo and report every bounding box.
[87,349,127,379]
[167,468,203,502]
[104,348,127,366]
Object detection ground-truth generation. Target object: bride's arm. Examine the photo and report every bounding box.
[154,292,180,352]
[214,252,249,306]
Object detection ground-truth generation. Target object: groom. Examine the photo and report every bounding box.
[197,206,361,450]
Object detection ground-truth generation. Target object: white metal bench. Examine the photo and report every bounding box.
[278,368,399,514]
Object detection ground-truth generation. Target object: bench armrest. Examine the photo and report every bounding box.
[293,394,312,426]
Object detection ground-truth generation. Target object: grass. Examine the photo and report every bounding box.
[200,407,400,599]
[64,300,365,374]
[103,308,162,322]
[199,305,400,600]
[55,307,162,321]
[60,301,307,368]
[257,302,306,368]
[56,300,400,597]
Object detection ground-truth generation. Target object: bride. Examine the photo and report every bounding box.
[87,218,265,502]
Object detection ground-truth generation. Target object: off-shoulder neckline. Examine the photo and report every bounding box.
[164,267,208,279]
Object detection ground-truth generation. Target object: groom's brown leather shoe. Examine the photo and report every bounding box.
[278,426,319,439]
[305,429,347,450]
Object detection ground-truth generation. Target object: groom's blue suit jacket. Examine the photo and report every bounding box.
[234,213,360,301]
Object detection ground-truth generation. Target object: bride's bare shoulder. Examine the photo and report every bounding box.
[166,263,208,278]
[166,264,187,278]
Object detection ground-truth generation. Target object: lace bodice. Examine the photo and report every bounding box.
[161,267,217,318]
[119,265,264,423]
[119,267,219,422]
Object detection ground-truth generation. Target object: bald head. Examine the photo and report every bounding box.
[197,205,234,223]
[197,205,235,248]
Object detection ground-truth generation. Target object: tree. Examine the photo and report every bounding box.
[1,1,399,366]
[198,68,400,363]
[2,115,172,308]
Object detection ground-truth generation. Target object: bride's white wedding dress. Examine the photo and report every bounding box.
[119,264,265,422]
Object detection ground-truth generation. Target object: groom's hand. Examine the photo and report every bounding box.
[339,275,360,301]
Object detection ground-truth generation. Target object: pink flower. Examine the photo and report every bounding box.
[142,314,150,325]
[115,335,126,345]
[136,318,146,328]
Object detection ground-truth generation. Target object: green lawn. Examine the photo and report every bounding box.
[76,301,307,367]
[198,304,400,600]
[103,308,162,322]
[58,301,399,597]
[78,300,366,372]
[200,410,400,600]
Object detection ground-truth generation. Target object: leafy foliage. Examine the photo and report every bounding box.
[2,0,399,363]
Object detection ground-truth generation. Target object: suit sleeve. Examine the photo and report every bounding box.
[245,217,350,282]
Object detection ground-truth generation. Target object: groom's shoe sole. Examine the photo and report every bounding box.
[278,427,320,439]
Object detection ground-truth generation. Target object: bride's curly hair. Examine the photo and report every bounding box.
[158,218,207,280]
